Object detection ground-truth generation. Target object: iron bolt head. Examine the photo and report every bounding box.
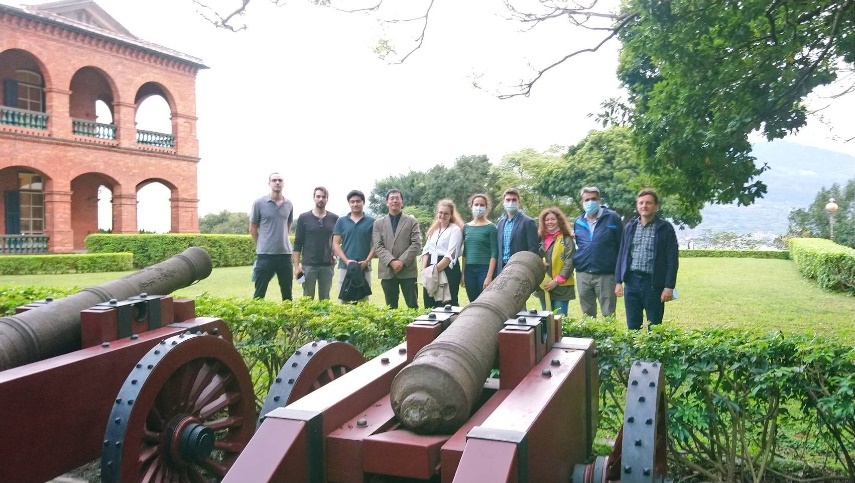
[550,359,560,366]
[381,357,390,364]
[399,347,407,354]
[541,369,552,377]
[357,418,368,427]
[101,342,110,348]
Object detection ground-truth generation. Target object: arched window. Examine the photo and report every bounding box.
[15,70,44,112]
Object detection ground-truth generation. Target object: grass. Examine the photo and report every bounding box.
[2,257,854,341]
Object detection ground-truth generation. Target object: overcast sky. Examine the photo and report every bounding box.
[10,0,855,230]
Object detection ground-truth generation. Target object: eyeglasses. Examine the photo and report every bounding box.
[437,211,451,217]
[270,179,284,183]
[317,218,324,226]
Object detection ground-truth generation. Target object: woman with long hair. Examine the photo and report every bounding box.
[535,207,576,316]
[421,199,464,307]
[460,193,497,302]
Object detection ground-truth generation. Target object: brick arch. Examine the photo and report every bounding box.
[70,172,119,249]
[133,81,177,115]
[0,47,53,91]
[69,66,121,121]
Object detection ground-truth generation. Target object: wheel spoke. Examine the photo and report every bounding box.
[214,439,246,453]
[139,443,162,466]
[187,361,220,405]
[193,372,234,414]
[143,428,162,444]
[206,415,245,431]
[187,466,208,483]
[199,390,241,419]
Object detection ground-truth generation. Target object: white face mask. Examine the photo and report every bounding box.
[472,206,486,218]
[504,202,519,214]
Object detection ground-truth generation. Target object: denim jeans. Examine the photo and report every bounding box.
[623,271,664,330]
[463,263,490,302]
[538,297,569,316]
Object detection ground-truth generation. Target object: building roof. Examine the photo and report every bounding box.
[1,0,207,69]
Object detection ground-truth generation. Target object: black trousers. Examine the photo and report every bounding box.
[423,261,461,308]
[253,254,293,300]
[381,277,418,309]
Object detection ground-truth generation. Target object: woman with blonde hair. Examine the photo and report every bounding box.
[460,193,498,302]
[421,199,464,307]
[535,207,576,316]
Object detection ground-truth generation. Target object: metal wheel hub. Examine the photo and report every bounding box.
[167,416,215,465]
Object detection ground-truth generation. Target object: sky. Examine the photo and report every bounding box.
[10,0,855,231]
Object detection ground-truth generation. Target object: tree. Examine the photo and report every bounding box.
[197,0,855,221]
[199,210,251,234]
[615,0,854,220]
[788,178,855,248]
[494,147,571,220]
[369,154,497,217]
[536,127,701,226]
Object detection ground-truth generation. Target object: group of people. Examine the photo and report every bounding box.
[249,172,679,330]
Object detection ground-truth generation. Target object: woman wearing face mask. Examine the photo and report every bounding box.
[460,193,498,302]
[535,207,576,316]
[421,199,465,307]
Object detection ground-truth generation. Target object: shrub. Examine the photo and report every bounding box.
[85,234,256,268]
[681,249,789,259]
[193,295,419,408]
[0,285,76,315]
[0,253,133,275]
[789,238,855,294]
[564,317,855,481]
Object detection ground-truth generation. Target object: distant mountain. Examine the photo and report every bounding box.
[684,141,855,235]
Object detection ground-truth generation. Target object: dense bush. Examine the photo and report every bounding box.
[85,234,255,268]
[0,285,76,315]
[193,295,419,407]
[564,317,855,481]
[789,238,855,294]
[0,253,133,275]
[681,249,789,259]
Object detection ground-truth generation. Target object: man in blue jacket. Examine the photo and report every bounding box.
[573,187,623,318]
[615,188,679,330]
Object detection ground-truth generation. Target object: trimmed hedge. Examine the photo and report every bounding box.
[192,295,419,408]
[85,234,255,268]
[789,238,855,294]
[564,317,855,481]
[0,253,133,275]
[681,249,790,259]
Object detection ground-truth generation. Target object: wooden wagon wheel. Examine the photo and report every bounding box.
[101,332,255,482]
[258,339,365,425]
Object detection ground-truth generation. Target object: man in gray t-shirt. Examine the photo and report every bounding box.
[249,172,294,299]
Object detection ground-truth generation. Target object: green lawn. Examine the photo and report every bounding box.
[3,257,854,341]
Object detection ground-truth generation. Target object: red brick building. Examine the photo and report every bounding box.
[0,0,206,253]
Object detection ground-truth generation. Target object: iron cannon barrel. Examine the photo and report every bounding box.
[390,251,545,434]
[0,247,213,371]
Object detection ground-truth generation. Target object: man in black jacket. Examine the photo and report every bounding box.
[615,189,679,330]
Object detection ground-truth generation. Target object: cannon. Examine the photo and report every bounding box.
[225,251,668,482]
[0,247,257,483]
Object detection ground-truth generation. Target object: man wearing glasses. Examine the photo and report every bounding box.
[293,187,339,300]
[373,188,422,309]
[249,173,294,300]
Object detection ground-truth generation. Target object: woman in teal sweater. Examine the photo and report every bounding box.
[461,193,498,302]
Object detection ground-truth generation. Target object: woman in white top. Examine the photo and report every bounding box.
[421,199,464,307]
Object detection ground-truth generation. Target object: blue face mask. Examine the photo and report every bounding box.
[583,200,600,215]
[504,202,519,215]
[472,206,486,218]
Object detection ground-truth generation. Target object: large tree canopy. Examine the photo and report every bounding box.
[617,0,854,218]
[198,0,855,220]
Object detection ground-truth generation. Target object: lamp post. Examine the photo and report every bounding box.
[825,198,839,242]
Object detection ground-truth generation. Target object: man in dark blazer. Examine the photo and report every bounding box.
[614,188,679,330]
[373,189,422,308]
[495,188,540,276]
